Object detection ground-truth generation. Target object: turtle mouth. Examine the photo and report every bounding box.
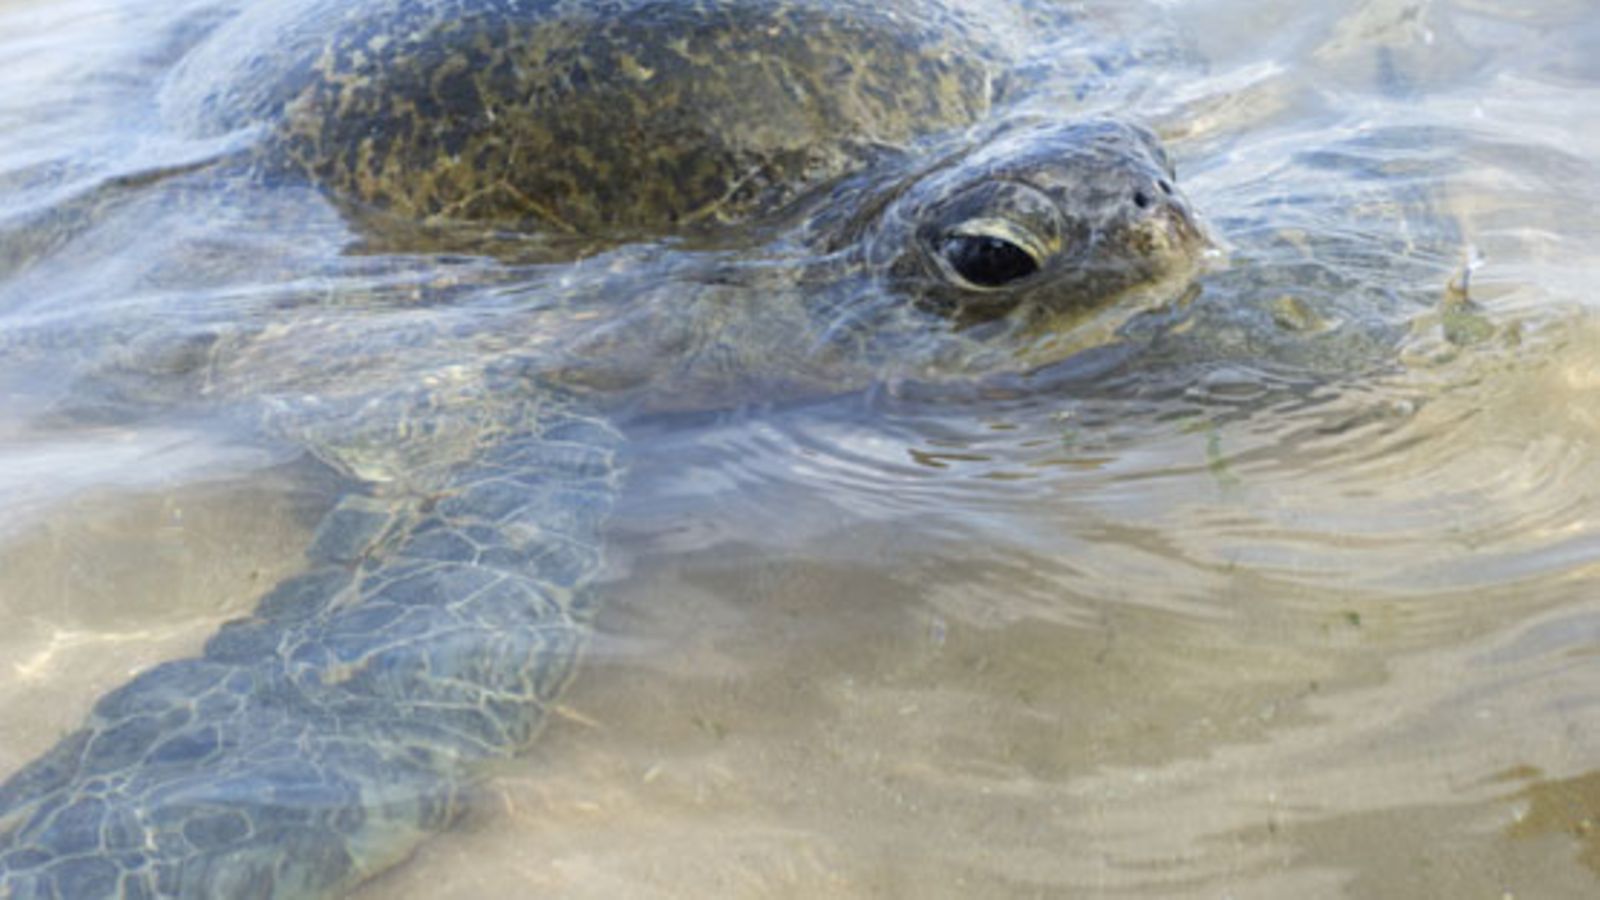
[1155,198,1212,256]
[1116,171,1211,260]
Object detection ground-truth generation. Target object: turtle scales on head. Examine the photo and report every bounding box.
[0,0,1206,896]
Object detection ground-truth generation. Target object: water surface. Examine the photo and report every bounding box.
[3,0,1600,896]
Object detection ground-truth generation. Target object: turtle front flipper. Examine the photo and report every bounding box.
[0,402,623,899]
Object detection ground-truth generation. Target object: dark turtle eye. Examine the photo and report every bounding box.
[939,233,1040,288]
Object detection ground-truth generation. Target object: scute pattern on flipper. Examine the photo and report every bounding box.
[0,405,622,899]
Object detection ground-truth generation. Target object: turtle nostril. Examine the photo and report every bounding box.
[1133,189,1152,210]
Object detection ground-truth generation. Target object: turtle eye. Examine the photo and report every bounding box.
[939,233,1040,288]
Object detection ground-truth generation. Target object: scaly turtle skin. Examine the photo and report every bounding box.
[0,0,1208,897]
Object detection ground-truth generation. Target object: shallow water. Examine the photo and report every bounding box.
[3,0,1600,896]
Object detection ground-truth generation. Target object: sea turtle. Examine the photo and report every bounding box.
[0,0,1208,897]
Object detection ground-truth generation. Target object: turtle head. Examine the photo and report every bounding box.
[869,119,1209,327]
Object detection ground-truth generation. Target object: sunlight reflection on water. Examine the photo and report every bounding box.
[2,0,1600,896]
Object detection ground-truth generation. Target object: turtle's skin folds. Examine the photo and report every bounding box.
[0,0,1207,896]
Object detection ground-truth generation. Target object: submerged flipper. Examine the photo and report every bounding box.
[0,403,623,898]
